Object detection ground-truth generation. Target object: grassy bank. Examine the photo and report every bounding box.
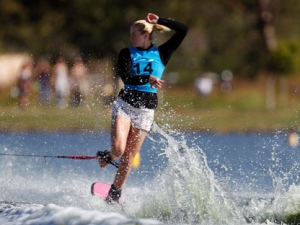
[1,82,300,133]
[157,87,300,133]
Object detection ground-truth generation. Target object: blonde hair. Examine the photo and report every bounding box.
[132,20,171,42]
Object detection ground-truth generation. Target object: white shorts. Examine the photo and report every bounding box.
[112,98,154,131]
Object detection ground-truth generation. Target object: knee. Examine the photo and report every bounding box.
[111,143,125,158]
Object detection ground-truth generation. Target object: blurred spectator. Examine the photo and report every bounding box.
[53,56,70,108]
[220,70,233,93]
[195,72,217,97]
[70,57,89,106]
[35,58,52,105]
[18,63,32,109]
[195,76,213,97]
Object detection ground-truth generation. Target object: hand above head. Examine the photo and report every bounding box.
[146,13,159,24]
[149,75,164,88]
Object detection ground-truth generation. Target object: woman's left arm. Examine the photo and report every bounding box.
[157,17,189,65]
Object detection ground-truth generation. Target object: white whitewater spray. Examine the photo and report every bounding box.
[137,123,244,225]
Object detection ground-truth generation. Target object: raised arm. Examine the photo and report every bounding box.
[156,16,189,65]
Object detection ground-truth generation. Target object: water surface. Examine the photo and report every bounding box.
[0,125,299,224]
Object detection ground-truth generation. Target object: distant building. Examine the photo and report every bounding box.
[0,54,32,90]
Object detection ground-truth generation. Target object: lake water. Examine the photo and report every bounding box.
[1,123,300,225]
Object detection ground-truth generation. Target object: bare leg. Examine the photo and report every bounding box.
[110,115,131,158]
[98,115,147,190]
[98,115,130,168]
[113,127,147,190]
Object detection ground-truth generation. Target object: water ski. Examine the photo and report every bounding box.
[91,182,122,208]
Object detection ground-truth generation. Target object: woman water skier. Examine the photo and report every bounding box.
[97,13,188,203]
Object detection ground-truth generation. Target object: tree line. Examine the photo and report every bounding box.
[1,0,300,84]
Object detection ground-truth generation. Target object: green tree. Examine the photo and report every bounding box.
[1,0,300,82]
